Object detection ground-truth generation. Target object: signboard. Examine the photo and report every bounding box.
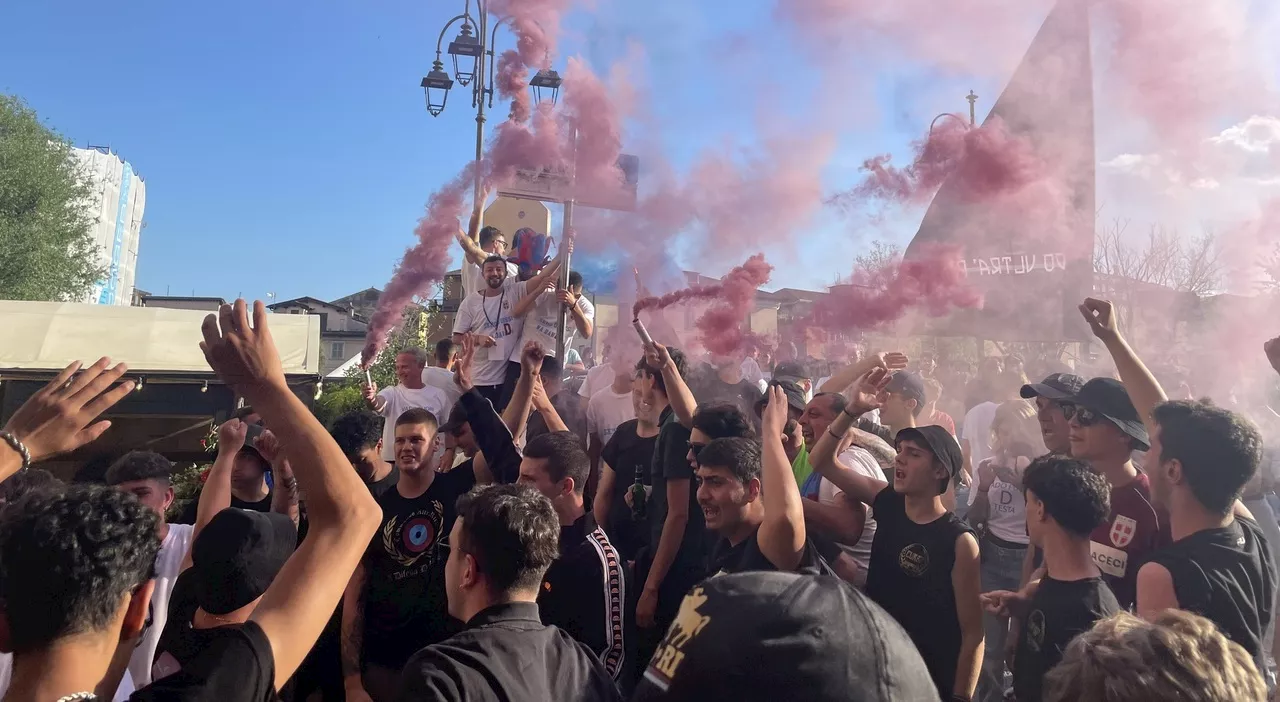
[498,154,639,212]
[903,0,1094,342]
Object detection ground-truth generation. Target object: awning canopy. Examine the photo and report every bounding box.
[0,301,321,376]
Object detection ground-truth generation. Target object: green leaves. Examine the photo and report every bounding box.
[0,94,106,301]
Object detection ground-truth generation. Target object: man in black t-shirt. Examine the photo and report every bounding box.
[1079,298,1276,669]
[152,508,297,696]
[1136,400,1276,671]
[399,484,622,701]
[294,409,402,701]
[688,356,763,427]
[176,422,274,524]
[808,368,984,701]
[331,410,400,500]
[983,456,1119,702]
[341,336,530,701]
[701,386,818,576]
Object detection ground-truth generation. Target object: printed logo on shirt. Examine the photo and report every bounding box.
[1109,515,1138,548]
[1026,610,1046,652]
[645,586,712,692]
[898,543,930,577]
[152,650,182,681]
[382,501,445,569]
[1091,540,1129,578]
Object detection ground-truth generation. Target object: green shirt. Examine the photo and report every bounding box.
[791,444,812,489]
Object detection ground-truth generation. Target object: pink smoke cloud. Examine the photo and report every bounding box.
[361,166,473,367]
[831,117,1047,209]
[807,244,982,333]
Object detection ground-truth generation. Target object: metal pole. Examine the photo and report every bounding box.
[471,3,488,219]
[555,199,574,361]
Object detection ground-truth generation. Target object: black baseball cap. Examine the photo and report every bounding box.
[1067,377,1150,451]
[755,380,807,416]
[771,361,809,385]
[633,571,937,701]
[886,371,927,405]
[440,403,470,435]
[1020,372,1085,401]
[191,509,297,615]
[895,425,963,481]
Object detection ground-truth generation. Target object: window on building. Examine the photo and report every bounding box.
[331,342,344,360]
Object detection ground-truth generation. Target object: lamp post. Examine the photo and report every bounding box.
[421,0,564,210]
[929,91,982,358]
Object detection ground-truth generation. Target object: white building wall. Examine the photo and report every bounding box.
[71,147,146,305]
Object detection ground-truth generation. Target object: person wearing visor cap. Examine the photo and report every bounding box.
[1058,374,1170,611]
[809,367,984,702]
[1019,372,1085,457]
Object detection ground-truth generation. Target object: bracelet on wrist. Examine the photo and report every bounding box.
[0,431,31,472]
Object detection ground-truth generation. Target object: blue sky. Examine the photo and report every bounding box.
[0,0,1002,303]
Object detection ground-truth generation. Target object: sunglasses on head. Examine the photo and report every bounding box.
[1061,403,1100,427]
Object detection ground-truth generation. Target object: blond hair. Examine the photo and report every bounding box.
[991,400,1046,458]
[1043,610,1266,702]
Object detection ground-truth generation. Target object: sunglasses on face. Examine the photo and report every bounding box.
[688,441,707,460]
[1061,403,1100,427]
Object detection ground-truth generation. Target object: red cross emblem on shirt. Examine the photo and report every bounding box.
[1110,515,1138,548]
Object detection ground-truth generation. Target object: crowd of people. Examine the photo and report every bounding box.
[0,226,1279,701]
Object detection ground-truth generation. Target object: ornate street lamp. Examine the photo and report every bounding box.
[421,61,455,117]
[529,67,563,106]
[447,22,482,86]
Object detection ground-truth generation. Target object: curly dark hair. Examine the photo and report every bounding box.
[330,410,384,458]
[692,403,755,441]
[636,346,688,395]
[104,450,173,486]
[0,469,63,506]
[696,437,762,484]
[1022,455,1111,537]
[1151,400,1263,515]
[0,485,158,652]
[523,431,590,494]
[455,484,559,595]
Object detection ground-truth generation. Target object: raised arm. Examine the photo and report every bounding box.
[454,223,489,266]
[810,369,894,505]
[757,386,808,571]
[558,289,594,338]
[499,341,543,438]
[200,300,382,689]
[0,358,135,483]
[453,334,522,484]
[1079,298,1167,425]
[512,283,551,319]
[531,377,570,433]
[341,563,371,702]
[646,343,697,428]
[255,429,301,526]
[817,352,909,395]
[179,419,246,571]
[523,239,572,296]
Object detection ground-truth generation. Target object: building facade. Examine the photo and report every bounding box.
[72,146,146,306]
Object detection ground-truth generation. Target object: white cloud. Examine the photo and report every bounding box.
[1210,115,1280,154]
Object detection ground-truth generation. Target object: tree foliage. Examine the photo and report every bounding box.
[0,95,104,301]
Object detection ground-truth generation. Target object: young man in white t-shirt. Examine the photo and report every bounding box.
[105,451,197,687]
[456,225,519,295]
[586,358,638,499]
[452,250,568,410]
[502,269,594,408]
[421,338,462,422]
[363,347,449,463]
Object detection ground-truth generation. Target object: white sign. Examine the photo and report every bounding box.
[498,154,639,212]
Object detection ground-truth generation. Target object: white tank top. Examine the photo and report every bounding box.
[983,458,1030,545]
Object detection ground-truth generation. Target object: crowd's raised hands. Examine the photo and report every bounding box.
[1,357,135,469]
